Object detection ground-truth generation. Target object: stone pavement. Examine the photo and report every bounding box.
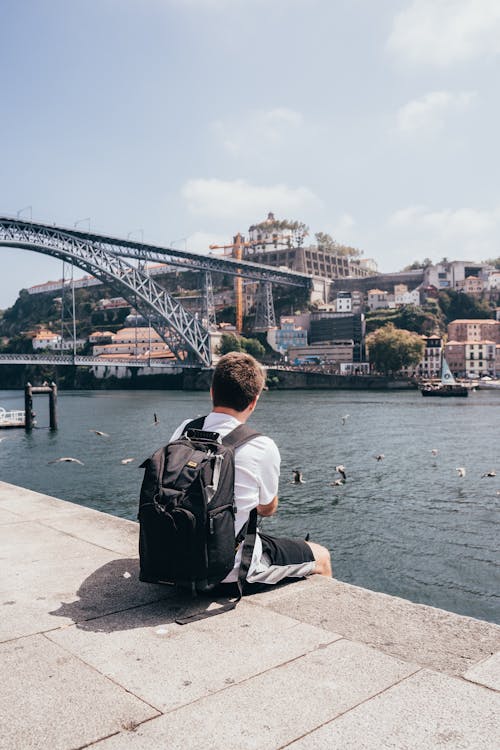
[0,480,499,749]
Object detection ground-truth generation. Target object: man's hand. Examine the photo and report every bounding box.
[256,495,278,517]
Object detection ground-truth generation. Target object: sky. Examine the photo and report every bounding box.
[1,0,500,308]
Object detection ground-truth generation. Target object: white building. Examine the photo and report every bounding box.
[423,260,494,291]
[367,289,395,311]
[32,330,85,351]
[394,284,420,306]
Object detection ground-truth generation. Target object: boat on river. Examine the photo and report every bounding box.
[0,407,27,428]
[421,358,468,398]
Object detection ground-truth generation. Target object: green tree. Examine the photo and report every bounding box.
[217,333,265,360]
[402,258,433,271]
[252,217,309,246]
[217,334,242,355]
[314,232,362,257]
[366,324,424,375]
[483,256,500,270]
[240,336,265,359]
[438,290,493,324]
[365,305,443,335]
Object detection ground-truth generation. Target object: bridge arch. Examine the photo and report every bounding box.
[0,218,212,366]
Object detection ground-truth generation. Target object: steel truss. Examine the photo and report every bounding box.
[0,218,212,366]
[202,271,217,330]
[4,218,311,286]
[253,281,276,331]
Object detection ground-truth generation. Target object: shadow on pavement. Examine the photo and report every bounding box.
[49,558,244,632]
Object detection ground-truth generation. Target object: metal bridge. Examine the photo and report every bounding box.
[0,217,312,367]
[0,353,189,369]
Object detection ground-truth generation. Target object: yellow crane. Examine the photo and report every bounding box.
[209,233,289,332]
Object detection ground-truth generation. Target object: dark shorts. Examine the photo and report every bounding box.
[259,532,315,566]
[246,531,316,586]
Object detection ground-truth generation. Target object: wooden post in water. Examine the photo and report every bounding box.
[24,383,34,431]
[24,382,58,431]
[49,382,58,431]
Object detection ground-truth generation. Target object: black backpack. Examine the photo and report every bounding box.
[138,417,260,613]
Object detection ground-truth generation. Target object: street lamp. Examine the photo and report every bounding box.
[74,217,91,232]
[16,205,32,221]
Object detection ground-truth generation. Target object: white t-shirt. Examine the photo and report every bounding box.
[170,411,280,582]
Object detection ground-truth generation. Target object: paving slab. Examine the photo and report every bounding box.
[0,507,23,525]
[463,650,500,691]
[37,506,138,556]
[0,480,138,555]
[0,633,158,750]
[48,600,341,712]
[285,668,500,749]
[0,548,174,642]
[86,639,417,750]
[0,480,74,515]
[0,518,112,565]
[249,576,500,676]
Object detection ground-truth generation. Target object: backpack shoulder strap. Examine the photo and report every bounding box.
[221,424,261,450]
[181,416,206,435]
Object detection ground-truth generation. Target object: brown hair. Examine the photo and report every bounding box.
[212,352,266,412]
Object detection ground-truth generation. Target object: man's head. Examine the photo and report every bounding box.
[211,352,266,413]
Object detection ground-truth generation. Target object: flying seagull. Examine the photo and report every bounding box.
[341,415,350,426]
[456,467,466,478]
[330,478,345,486]
[291,469,305,484]
[431,449,439,456]
[48,457,85,466]
[335,465,346,481]
[89,429,110,437]
[481,470,496,478]
[121,458,135,465]
[374,454,385,462]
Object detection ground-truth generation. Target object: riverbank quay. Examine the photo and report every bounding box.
[184,367,417,391]
[1,481,499,749]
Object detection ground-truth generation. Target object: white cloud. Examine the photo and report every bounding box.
[389,204,499,236]
[181,178,321,220]
[396,90,476,136]
[387,203,500,261]
[387,0,500,66]
[212,108,304,158]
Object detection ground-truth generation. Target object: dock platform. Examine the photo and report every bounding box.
[0,480,499,749]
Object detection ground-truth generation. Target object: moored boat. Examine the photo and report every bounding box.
[0,407,27,428]
[420,358,469,397]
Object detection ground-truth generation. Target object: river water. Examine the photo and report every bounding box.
[1,387,499,624]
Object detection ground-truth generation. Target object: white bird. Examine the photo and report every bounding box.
[330,478,345,486]
[89,429,110,437]
[291,469,305,484]
[48,457,85,466]
[121,458,135,465]
[431,449,439,456]
[374,454,385,462]
[456,467,466,478]
[341,415,350,426]
[335,465,346,481]
[481,470,496,478]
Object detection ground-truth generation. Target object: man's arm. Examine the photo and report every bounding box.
[256,495,278,517]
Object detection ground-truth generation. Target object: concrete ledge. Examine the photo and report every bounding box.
[1,480,499,749]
